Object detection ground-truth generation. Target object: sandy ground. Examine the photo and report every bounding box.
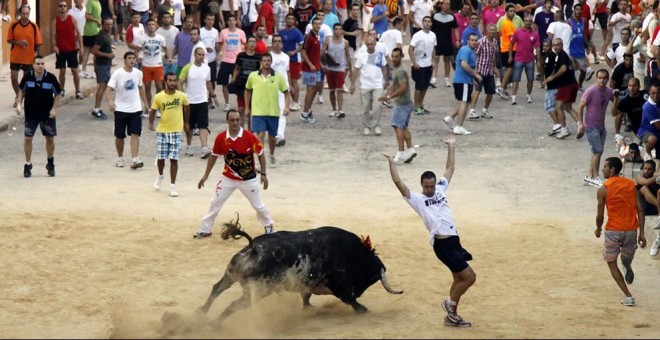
[2,66,660,338]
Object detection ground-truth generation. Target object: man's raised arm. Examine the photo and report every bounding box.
[384,154,411,198]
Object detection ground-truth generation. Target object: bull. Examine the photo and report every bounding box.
[199,215,403,324]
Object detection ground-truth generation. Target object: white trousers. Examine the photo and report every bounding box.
[198,175,273,234]
[277,91,286,139]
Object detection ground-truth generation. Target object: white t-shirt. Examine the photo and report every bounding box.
[68,6,86,35]
[128,0,150,12]
[190,41,209,65]
[169,0,185,26]
[221,0,241,11]
[356,41,387,59]
[241,0,262,23]
[157,25,179,63]
[128,24,146,58]
[410,30,436,67]
[379,29,403,57]
[403,177,458,246]
[201,26,220,63]
[270,51,290,83]
[355,49,387,89]
[546,21,572,52]
[410,0,433,26]
[184,63,211,104]
[139,33,167,67]
[610,12,632,45]
[108,67,144,113]
[606,45,626,66]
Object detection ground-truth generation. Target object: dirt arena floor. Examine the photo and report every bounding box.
[2,73,660,338]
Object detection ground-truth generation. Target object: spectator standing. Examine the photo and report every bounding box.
[495,4,522,99]
[157,12,181,75]
[443,33,482,135]
[323,24,352,119]
[254,0,275,34]
[430,0,459,88]
[231,36,262,127]
[408,16,436,115]
[173,15,195,75]
[179,47,215,158]
[461,13,482,46]
[269,35,292,146]
[280,14,305,112]
[508,15,540,105]
[200,13,221,106]
[468,24,498,120]
[300,18,323,124]
[138,19,170,115]
[127,0,152,25]
[91,18,115,120]
[294,0,317,33]
[126,12,146,67]
[82,0,103,80]
[350,37,387,136]
[218,15,246,111]
[636,82,660,160]
[534,0,554,44]
[542,38,580,140]
[371,0,390,37]
[482,0,505,33]
[409,0,432,35]
[7,5,42,107]
[53,1,85,100]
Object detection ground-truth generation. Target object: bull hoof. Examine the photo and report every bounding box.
[354,305,368,314]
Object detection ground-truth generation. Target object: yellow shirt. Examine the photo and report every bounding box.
[152,90,189,133]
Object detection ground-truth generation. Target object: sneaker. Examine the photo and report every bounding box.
[130,157,144,169]
[46,161,55,176]
[276,137,286,147]
[421,106,431,114]
[91,109,108,119]
[511,96,517,105]
[208,102,216,110]
[556,129,571,139]
[223,103,231,112]
[169,184,179,197]
[441,299,459,321]
[623,263,634,284]
[468,112,480,120]
[363,127,371,135]
[154,175,164,190]
[591,177,603,187]
[415,106,424,115]
[185,146,194,157]
[526,95,532,104]
[23,163,32,178]
[201,148,212,159]
[329,111,336,117]
[548,125,561,136]
[301,112,316,124]
[444,78,451,87]
[496,87,510,99]
[443,116,455,130]
[336,111,346,119]
[116,158,124,168]
[481,109,493,119]
[650,237,660,256]
[81,70,91,79]
[585,67,595,81]
[615,134,624,149]
[2,14,11,22]
[289,101,300,111]
[193,232,212,239]
[342,84,349,93]
[583,176,596,186]
[193,128,200,136]
[443,315,472,328]
[269,154,277,168]
[264,225,275,234]
[60,89,66,98]
[393,153,405,164]
[621,296,635,307]
[429,77,437,88]
[453,126,472,135]
[75,91,84,99]
[374,126,382,136]
[141,110,149,118]
[404,148,417,163]
[317,95,324,104]
[382,100,393,108]
[653,218,660,230]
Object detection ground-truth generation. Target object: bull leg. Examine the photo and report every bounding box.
[300,292,313,308]
[200,274,235,313]
[341,298,368,314]
[214,289,252,324]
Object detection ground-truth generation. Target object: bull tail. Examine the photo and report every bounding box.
[220,212,254,246]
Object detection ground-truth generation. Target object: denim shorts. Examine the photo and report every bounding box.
[391,102,414,129]
[512,61,535,82]
[156,132,182,160]
[586,127,606,154]
[251,116,279,137]
[544,89,557,113]
[302,71,321,86]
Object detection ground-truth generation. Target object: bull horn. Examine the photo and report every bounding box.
[380,268,403,295]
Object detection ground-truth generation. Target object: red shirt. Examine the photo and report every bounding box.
[56,15,77,52]
[212,128,264,181]
[302,31,321,71]
[254,0,275,35]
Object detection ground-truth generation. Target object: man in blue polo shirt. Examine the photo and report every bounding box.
[637,82,660,161]
[460,12,482,46]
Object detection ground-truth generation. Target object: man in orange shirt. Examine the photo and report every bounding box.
[7,5,42,107]
[495,4,520,99]
[596,157,646,307]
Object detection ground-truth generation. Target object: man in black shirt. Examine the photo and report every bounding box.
[231,36,262,128]
[541,37,579,139]
[611,53,635,142]
[91,18,115,120]
[16,55,62,178]
[617,77,647,136]
[541,39,562,136]
[342,3,360,53]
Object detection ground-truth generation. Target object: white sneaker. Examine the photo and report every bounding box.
[453,126,472,135]
[264,225,275,234]
[444,78,451,87]
[615,133,624,150]
[289,101,300,111]
[468,109,479,120]
[169,184,178,197]
[430,77,437,86]
[342,84,349,93]
[317,95,324,104]
[374,126,382,136]
[650,237,660,256]
[223,103,231,112]
[363,127,371,135]
[185,146,194,157]
[269,154,277,168]
[556,129,571,139]
[511,96,517,105]
[526,95,532,103]
[116,158,124,168]
[621,296,635,307]
[443,116,455,130]
[481,109,493,119]
[393,152,405,164]
[154,175,164,190]
[496,87,510,99]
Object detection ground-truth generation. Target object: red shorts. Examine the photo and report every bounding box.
[237,95,245,108]
[290,61,302,80]
[326,70,346,90]
[556,83,579,103]
[142,65,164,82]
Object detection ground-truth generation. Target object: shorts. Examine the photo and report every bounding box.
[290,61,302,80]
[82,35,97,48]
[302,71,322,86]
[435,43,455,57]
[55,50,80,69]
[595,12,608,30]
[142,65,164,82]
[411,66,432,91]
[326,70,346,90]
[453,83,473,102]
[571,57,588,72]
[10,63,32,72]
[208,61,218,84]
[24,117,56,137]
[391,102,414,129]
[216,62,235,85]
[544,89,557,113]
[113,110,142,138]
[237,95,246,108]
[251,115,279,136]
[164,62,177,75]
[501,51,515,68]
[94,64,112,84]
[362,8,373,32]
[189,102,209,130]
[474,73,495,94]
[433,235,473,273]
[156,132,182,160]
[512,61,535,82]
[556,83,579,103]
[586,127,606,154]
[603,229,637,263]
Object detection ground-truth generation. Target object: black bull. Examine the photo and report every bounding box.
[200,219,403,323]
